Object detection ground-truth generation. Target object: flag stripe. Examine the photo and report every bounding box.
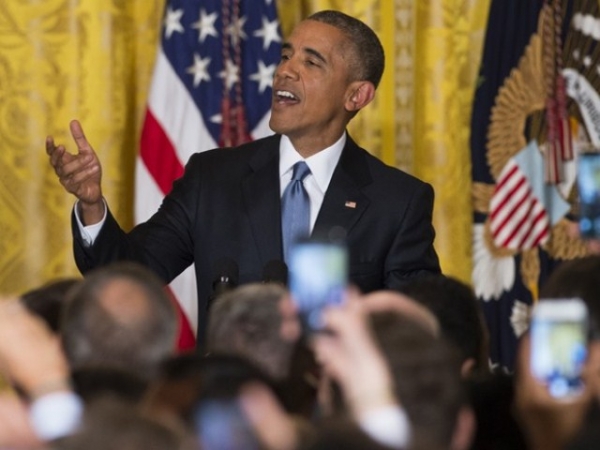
[489,147,554,252]
[140,109,184,195]
[490,182,531,236]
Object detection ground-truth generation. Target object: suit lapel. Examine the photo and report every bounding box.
[313,136,372,238]
[242,136,283,262]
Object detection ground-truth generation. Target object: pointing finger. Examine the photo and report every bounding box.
[69,120,93,156]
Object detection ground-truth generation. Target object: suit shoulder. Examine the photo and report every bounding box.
[358,147,432,193]
[185,134,279,168]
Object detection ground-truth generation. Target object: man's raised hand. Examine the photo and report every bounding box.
[46,120,104,224]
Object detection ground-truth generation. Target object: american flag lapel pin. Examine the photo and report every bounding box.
[345,201,357,209]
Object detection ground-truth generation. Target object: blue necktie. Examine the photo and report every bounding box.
[281,161,311,262]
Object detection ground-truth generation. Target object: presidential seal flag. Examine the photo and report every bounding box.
[471,0,600,371]
[136,0,281,349]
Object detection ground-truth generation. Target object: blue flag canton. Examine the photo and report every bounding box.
[161,0,281,143]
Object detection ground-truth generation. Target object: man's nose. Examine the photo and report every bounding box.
[275,58,300,80]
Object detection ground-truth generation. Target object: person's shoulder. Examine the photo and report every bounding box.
[349,141,431,191]
[186,134,280,167]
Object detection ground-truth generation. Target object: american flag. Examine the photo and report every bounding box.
[135,0,281,348]
[489,155,551,250]
[489,140,570,251]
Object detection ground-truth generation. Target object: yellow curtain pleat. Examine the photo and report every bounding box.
[0,0,489,295]
[0,1,162,294]
[413,0,490,283]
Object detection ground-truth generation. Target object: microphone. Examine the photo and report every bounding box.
[209,258,239,306]
[262,260,288,286]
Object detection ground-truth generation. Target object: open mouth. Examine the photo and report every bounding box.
[274,90,299,104]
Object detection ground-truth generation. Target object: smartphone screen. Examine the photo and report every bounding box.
[530,299,588,399]
[194,399,260,450]
[288,240,348,332]
[578,152,600,239]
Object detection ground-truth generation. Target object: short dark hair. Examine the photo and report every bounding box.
[21,278,80,333]
[370,313,465,447]
[56,397,189,450]
[540,255,600,333]
[61,262,177,380]
[307,10,385,88]
[400,275,490,375]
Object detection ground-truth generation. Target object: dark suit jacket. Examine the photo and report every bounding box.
[73,134,440,338]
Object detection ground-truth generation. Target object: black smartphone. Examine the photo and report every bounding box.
[530,298,588,399]
[577,152,600,239]
[288,239,349,333]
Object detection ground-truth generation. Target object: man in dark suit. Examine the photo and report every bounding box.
[46,10,440,339]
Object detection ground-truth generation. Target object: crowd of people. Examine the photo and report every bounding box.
[1,258,600,449]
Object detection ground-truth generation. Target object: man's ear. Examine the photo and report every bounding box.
[344,81,375,113]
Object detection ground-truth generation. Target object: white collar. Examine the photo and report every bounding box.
[279,133,346,193]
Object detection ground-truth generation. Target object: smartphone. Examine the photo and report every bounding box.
[577,152,600,239]
[194,398,260,450]
[530,298,588,399]
[288,239,349,333]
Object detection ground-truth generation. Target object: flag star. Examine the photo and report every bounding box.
[226,16,248,46]
[186,54,211,87]
[210,113,222,124]
[253,16,281,50]
[191,9,218,43]
[219,59,240,91]
[249,60,276,93]
[164,7,184,39]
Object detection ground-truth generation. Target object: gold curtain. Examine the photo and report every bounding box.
[412,1,490,282]
[0,0,489,295]
[0,1,161,294]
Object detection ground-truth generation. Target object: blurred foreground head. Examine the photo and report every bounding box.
[207,283,294,380]
[61,262,177,381]
[399,275,490,377]
[371,314,474,450]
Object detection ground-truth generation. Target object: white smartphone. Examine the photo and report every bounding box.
[288,239,349,333]
[530,298,588,399]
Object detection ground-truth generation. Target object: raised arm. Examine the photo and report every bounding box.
[46,120,104,225]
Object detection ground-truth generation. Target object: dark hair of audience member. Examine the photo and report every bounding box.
[399,274,490,376]
[144,353,283,429]
[539,255,600,331]
[467,373,528,450]
[55,396,192,450]
[71,366,149,406]
[20,278,80,333]
[305,418,401,450]
[369,313,471,449]
[207,283,295,380]
[61,262,177,381]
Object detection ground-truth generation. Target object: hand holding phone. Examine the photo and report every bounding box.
[530,298,588,399]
